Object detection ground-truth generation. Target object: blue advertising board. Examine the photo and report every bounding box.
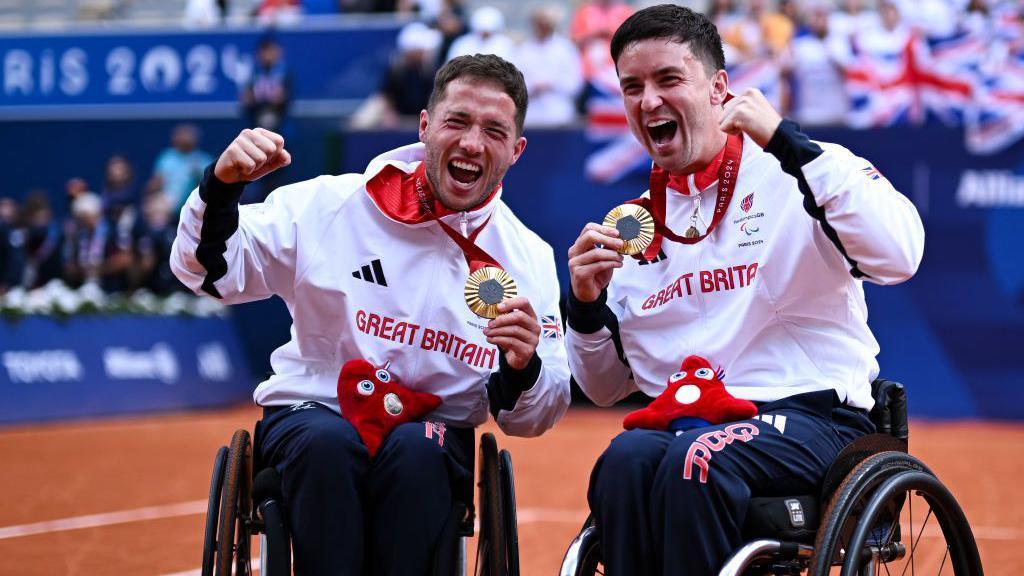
[0,20,401,119]
[0,316,253,423]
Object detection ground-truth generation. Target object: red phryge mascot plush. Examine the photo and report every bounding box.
[623,355,758,433]
[337,359,442,458]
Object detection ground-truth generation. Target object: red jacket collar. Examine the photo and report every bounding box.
[665,142,727,195]
[365,161,501,225]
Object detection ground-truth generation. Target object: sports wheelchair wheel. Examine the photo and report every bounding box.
[810,451,982,575]
[498,448,519,576]
[211,429,254,576]
[477,433,506,576]
[559,515,601,576]
[476,432,520,576]
[202,446,228,576]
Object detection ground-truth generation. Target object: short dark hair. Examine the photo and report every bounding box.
[428,54,529,136]
[610,4,726,76]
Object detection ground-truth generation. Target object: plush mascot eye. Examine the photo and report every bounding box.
[669,371,687,383]
[694,367,714,380]
[375,369,391,383]
[357,380,375,396]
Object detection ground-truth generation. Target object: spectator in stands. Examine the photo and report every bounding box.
[787,1,848,126]
[151,124,214,213]
[570,0,633,85]
[828,0,881,68]
[446,6,514,62]
[183,0,226,27]
[434,0,468,69]
[65,177,89,205]
[100,154,138,225]
[894,0,958,39]
[63,192,131,292]
[851,0,911,65]
[514,5,583,127]
[134,193,181,295]
[720,0,794,61]
[0,198,20,294]
[242,38,292,134]
[255,0,301,26]
[19,191,63,290]
[352,22,442,129]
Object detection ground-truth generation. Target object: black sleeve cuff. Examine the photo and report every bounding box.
[486,351,542,417]
[198,162,247,207]
[566,288,611,334]
[195,163,247,299]
[764,119,825,177]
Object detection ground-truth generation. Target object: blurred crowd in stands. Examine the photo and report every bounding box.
[348,0,1023,131]
[0,124,214,298]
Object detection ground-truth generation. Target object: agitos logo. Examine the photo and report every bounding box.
[740,221,759,236]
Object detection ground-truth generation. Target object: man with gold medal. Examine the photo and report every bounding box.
[171,55,570,575]
[566,5,925,575]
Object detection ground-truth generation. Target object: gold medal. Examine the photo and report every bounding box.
[464,266,518,319]
[602,204,655,255]
[684,226,700,238]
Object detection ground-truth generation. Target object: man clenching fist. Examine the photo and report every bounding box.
[214,127,292,184]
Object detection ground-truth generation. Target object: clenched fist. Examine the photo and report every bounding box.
[719,88,783,148]
[214,128,292,184]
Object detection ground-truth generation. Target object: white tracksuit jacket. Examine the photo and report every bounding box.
[171,143,570,437]
[566,121,925,410]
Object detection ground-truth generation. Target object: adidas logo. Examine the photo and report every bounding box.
[352,259,388,287]
[637,249,669,266]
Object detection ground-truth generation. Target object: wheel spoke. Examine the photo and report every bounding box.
[938,545,949,575]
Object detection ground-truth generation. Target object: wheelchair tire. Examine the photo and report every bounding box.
[216,429,253,576]
[477,432,505,576]
[498,449,519,576]
[810,451,981,576]
[571,517,601,576]
[202,446,228,576]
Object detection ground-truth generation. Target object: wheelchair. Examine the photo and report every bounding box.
[560,379,983,576]
[201,419,520,576]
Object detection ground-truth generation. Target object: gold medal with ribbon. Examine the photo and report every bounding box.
[603,204,655,256]
[464,266,518,319]
[369,162,517,319]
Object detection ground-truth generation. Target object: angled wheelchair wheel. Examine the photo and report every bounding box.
[810,451,981,576]
[498,449,519,576]
[216,429,254,576]
[559,516,601,576]
[476,433,506,576]
[202,446,228,576]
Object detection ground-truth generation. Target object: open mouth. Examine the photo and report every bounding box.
[447,159,482,185]
[647,119,678,146]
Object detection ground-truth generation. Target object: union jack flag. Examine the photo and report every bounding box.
[540,315,562,339]
[844,18,1024,155]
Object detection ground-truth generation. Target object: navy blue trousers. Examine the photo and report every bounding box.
[258,402,472,576]
[589,390,874,576]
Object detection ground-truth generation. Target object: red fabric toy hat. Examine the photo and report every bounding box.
[337,359,442,458]
[623,355,758,432]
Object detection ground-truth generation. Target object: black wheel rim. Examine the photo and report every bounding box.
[202,446,228,576]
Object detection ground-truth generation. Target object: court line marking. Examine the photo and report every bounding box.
[1,501,1020,545]
[0,500,207,540]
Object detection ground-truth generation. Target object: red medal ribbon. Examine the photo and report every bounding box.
[366,162,503,274]
[627,132,744,261]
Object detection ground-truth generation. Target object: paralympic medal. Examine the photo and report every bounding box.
[602,204,655,255]
[464,266,518,319]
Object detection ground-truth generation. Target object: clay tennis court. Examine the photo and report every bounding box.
[1,405,1021,575]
